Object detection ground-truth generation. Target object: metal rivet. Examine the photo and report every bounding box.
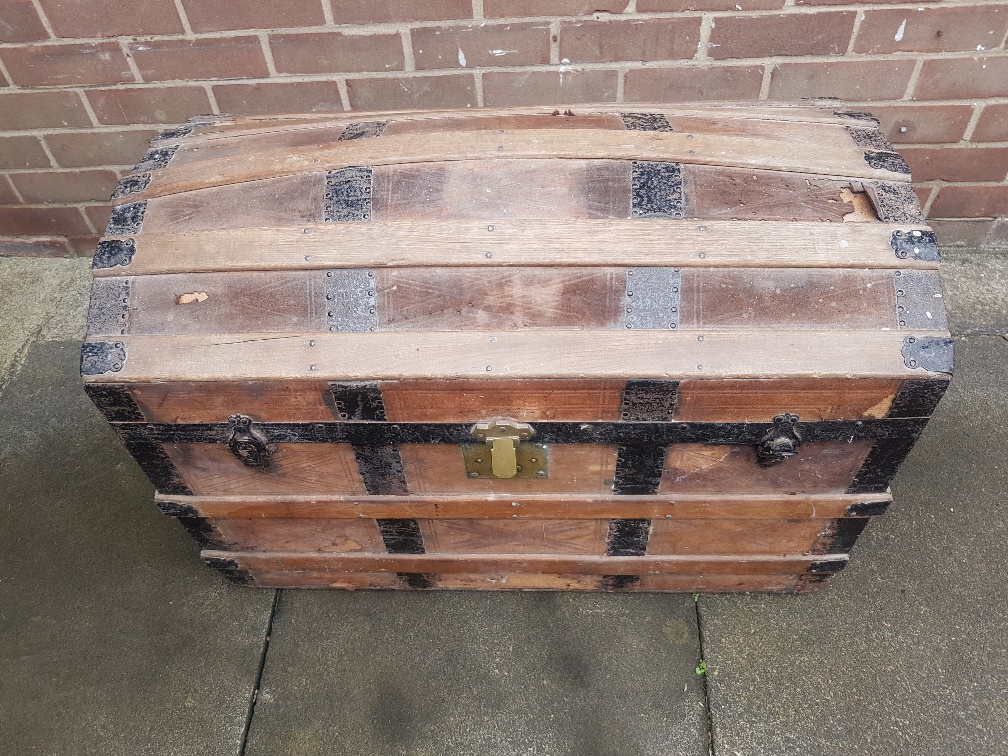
[697,364,703,370]
[308,339,315,346]
[468,472,479,478]
[627,290,633,297]
[486,365,492,371]
[309,364,318,371]
[485,252,492,258]
[908,336,916,344]
[487,225,494,231]
[697,335,704,342]
[909,359,917,367]
[698,252,706,259]
[326,271,333,278]
[537,471,546,478]
[670,323,677,329]
[899,320,906,326]
[475,458,483,463]
[698,226,707,231]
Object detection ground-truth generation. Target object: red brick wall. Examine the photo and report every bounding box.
[1,0,1006,255]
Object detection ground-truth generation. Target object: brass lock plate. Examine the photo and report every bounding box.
[462,442,549,480]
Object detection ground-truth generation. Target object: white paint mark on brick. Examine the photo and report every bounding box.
[894,19,906,42]
[458,48,467,67]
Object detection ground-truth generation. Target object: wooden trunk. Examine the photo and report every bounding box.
[81,103,952,593]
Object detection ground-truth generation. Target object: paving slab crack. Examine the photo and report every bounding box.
[695,595,716,756]
[238,588,279,756]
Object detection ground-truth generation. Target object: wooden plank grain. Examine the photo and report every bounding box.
[81,329,941,383]
[95,220,937,277]
[127,127,908,202]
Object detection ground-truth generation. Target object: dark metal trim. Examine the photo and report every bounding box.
[887,378,950,419]
[354,445,409,495]
[134,144,178,172]
[325,268,377,332]
[377,519,425,554]
[329,382,387,421]
[80,341,126,375]
[811,518,869,555]
[606,519,651,556]
[620,379,680,422]
[92,238,136,269]
[323,166,372,223]
[619,112,673,132]
[847,438,917,494]
[612,444,666,495]
[398,573,433,589]
[845,499,891,517]
[338,121,388,140]
[894,270,948,331]
[83,384,145,422]
[844,125,894,152]
[901,335,954,373]
[600,574,641,590]
[202,556,254,585]
[891,229,940,262]
[869,182,925,225]
[151,124,194,142]
[120,438,193,495]
[111,173,151,200]
[624,267,681,330]
[105,201,147,236]
[86,278,131,336]
[109,417,931,447]
[156,499,200,517]
[227,414,272,468]
[834,110,880,124]
[177,516,234,551]
[631,161,685,219]
[865,151,911,174]
[755,412,802,468]
[807,559,847,574]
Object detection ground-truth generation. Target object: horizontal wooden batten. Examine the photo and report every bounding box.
[202,549,847,577]
[93,221,937,277]
[155,491,890,521]
[81,329,948,382]
[128,128,908,202]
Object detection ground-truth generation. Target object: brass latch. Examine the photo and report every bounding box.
[464,418,547,480]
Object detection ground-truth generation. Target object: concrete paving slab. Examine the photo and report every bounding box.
[0,256,90,387]
[700,336,1008,756]
[246,591,708,756]
[941,249,1008,336]
[0,340,274,755]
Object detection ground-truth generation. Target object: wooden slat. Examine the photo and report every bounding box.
[95,220,936,277]
[130,127,907,202]
[82,329,942,382]
[155,491,890,520]
[203,549,847,575]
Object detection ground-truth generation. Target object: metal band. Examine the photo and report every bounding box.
[176,516,233,551]
[599,574,641,590]
[323,166,372,223]
[377,519,425,554]
[120,438,192,495]
[844,125,894,152]
[807,560,847,574]
[869,182,925,224]
[105,201,147,236]
[605,519,651,556]
[134,144,178,172]
[619,112,673,132]
[202,556,254,585]
[631,161,685,219]
[83,384,145,422]
[845,500,891,517]
[847,438,917,494]
[111,173,151,200]
[811,518,869,555]
[624,267,680,330]
[865,151,911,174]
[887,378,950,419]
[620,379,680,422]
[329,382,409,495]
[80,341,127,375]
[325,268,377,332]
[891,229,940,262]
[329,382,387,421]
[152,124,194,142]
[834,110,880,124]
[92,238,135,269]
[338,121,388,140]
[894,270,948,331]
[901,335,954,373]
[86,278,131,336]
[612,444,666,495]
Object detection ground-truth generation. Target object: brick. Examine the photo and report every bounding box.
[214,81,345,116]
[796,0,943,6]
[914,185,932,208]
[0,176,19,203]
[346,74,478,111]
[914,56,1008,101]
[271,32,405,75]
[87,86,213,125]
[67,235,101,256]
[929,185,1008,219]
[84,204,112,230]
[332,0,469,24]
[625,65,763,102]
[929,218,994,247]
[11,169,119,203]
[972,103,1008,143]
[38,0,183,38]
[709,12,855,60]
[854,6,1008,55]
[0,136,51,169]
[767,60,915,101]
[867,104,973,145]
[0,91,92,130]
[988,218,1008,248]
[484,0,625,17]
[2,42,133,87]
[0,0,48,42]
[483,69,617,107]
[45,129,158,168]
[128,36,269,82]
[559,18,700,64]
[180,0,325,32]
[638,0,783,9]
[900,147,1008,184]
[0,236,73,257]
[413,23,549,70]
[0,206,92,235]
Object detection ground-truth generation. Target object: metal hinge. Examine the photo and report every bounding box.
[755,413,802,467]
[228,414,272,468]
[464,418,547,480]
